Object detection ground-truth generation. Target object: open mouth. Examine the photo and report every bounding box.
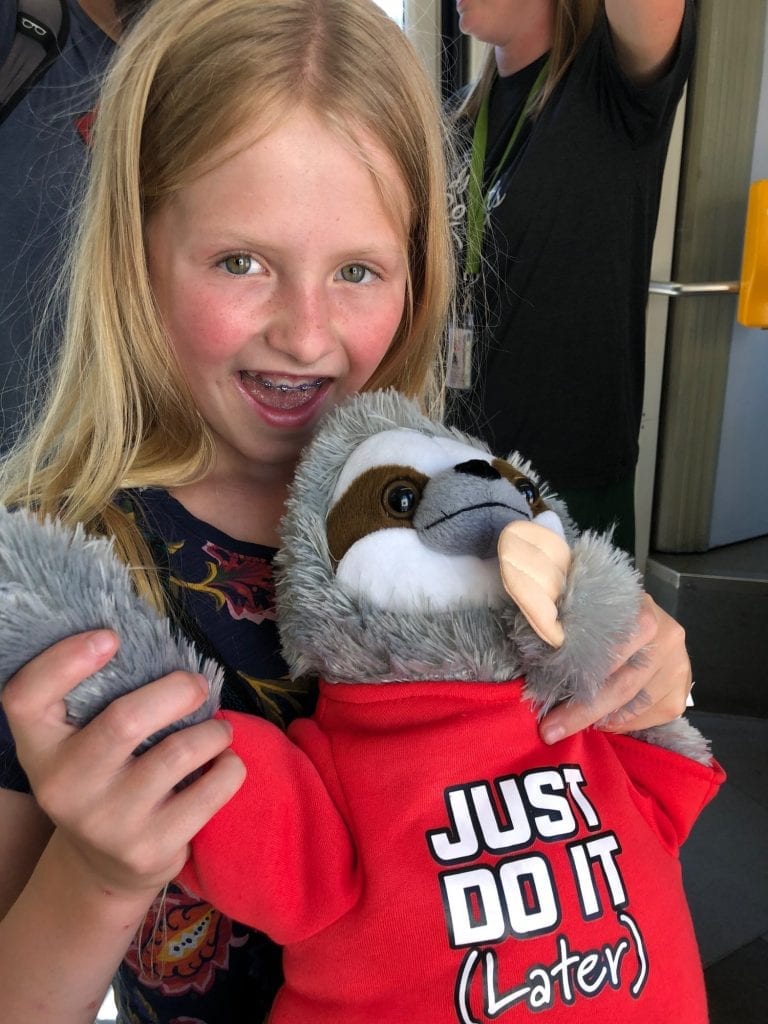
[240,372,326,411]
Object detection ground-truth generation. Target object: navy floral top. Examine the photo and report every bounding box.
[0,488,317,1023]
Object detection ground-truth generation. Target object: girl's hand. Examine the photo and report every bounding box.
[538,593,693,744]
[2,630,246,900]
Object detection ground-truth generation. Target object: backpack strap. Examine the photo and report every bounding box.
[0,0,69,126]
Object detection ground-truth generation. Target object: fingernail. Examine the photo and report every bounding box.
[541,724,565,745]
[88,630,115,656]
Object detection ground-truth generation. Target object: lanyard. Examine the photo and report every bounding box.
[465,59,550,278]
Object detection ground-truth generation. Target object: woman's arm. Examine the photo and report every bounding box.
[605,0,687,82]
[0,630,245,1024]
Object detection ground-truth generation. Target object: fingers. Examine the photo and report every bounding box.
[0,625,248,905]
[22,672,222,823]
[2,631,122,782]
[605,593,657,674]
[539,593,693,743]
[540,671,653,744]
[158,747,247,844]
[134,748,246,885]
[70,670,215,765]
[600,598,692,732]
[2,629,240,894]
[3,630,120,727]
[3,630,218,785]
[18,708,240,897]
[125,715,236,800]
[42,744,246,899]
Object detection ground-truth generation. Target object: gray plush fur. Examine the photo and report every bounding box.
[276,391,576,685]
[0,506,222,751]
[276,390,712,765]
[0,389,710,766]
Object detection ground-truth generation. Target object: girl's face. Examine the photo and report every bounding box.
[146,108,409,482]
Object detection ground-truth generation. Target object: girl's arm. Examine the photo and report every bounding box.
[0,631,245,1024]
[499,525,693,745]
[0,790,53,919]
[539,592,692,744]
[0,826,163,1023]
[605,0,688,83]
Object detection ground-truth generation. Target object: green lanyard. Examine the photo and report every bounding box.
[465,59,550,278]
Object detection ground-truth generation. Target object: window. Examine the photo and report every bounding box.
[375,0,405,26]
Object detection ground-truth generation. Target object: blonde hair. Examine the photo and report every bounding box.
[458,0,602,121]
[1,0,454,604]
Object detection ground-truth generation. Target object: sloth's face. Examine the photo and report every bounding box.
[325,429,563,612]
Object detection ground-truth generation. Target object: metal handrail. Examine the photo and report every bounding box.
[648,280,741,296]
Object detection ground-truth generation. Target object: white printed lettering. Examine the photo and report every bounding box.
[441,868,506,946]
[470,779,532,851]
[523,770,577,838]
[429,789,481,862]
[455,912,647,1020]
[499,856,560,935]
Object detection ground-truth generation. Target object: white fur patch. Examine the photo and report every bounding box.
[533,509,565,538]
[335,528,509,611]
[331,430,492,508]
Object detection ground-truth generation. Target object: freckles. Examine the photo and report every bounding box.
[355,315,400,363]
[172,298,243,360]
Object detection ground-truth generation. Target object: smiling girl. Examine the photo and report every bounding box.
[0,1,693,1022]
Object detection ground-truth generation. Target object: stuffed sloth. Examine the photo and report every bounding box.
[0,390,723,1024]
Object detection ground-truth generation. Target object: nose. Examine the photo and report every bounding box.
[265,278,338,367]
[454,459,501,480]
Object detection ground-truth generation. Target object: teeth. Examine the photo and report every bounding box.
[242,372,324,393]
[262,379,323,393]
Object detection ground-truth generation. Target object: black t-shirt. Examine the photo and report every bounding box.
[0,489,317,1023]
[446,3,696,490]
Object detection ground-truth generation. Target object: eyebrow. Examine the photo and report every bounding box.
[207,236,407,262]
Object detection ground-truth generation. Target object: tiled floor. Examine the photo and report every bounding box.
[682,711,768,1023]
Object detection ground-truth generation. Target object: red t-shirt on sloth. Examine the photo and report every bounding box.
[179,677,724,1024]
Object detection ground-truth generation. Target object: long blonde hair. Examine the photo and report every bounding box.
[458,0,602,122]
[1,0,454,603]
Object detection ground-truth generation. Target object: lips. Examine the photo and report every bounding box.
[240,372,326,411]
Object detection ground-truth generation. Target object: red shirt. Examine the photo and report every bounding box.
[179,679,723,1023]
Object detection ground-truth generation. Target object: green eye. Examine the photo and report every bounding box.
[340,264,368,284]
[223,254,252,275]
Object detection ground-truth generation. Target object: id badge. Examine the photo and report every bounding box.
[446,323,474,390]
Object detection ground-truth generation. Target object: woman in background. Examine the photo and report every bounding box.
[447,0,695,555]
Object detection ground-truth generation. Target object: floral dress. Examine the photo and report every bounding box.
[109,488,318,1023]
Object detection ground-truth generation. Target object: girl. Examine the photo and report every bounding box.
[446,0,695,554]
[0,1,693,1021]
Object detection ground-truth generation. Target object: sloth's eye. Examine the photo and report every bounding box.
[383,480,420,518]
[515,477,539,505]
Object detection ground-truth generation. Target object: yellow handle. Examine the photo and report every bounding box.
[737,179,768,328]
